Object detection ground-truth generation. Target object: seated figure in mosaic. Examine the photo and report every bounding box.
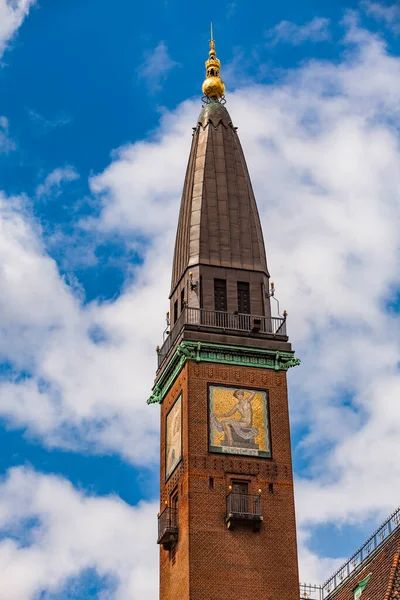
[211,389,259,448]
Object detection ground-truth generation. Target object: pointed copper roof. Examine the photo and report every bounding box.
[171,100,268,294]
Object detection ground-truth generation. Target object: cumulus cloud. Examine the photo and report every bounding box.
[265,17,331,46]
[0,0,36,59]
[0,467,158,600]
[36,166,80,199]
[0,190,161,464]
[362,1,400,34]
[137,41,179,93]
[1,14,400,586]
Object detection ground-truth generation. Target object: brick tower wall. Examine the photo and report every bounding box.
[159,360,299,600]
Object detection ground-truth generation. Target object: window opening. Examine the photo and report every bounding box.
[214,279,227,312]
[237,281,250,314]
[231,480,249,513]
[200,275,203,309]
[173,300,178,324]
[260,283,265,316]
[180,288,185,313]
[232,481,248,494]
[171,490,179,513]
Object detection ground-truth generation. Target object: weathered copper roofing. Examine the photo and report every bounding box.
[171,100,268,294]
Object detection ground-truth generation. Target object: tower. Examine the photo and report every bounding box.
[148,31,301,600]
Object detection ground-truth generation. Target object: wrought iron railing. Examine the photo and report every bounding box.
[300,584,323,600]
[157,306,287,368]
[300,506,400,599]
[226,492,262,519]
[157,507,178,545]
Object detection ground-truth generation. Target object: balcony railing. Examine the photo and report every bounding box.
[157,507,178,548]
[226,492,263,531]
[157,306,287,368]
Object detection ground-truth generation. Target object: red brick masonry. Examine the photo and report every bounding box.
[159,361,300,600]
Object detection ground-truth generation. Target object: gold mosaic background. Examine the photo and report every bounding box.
[209,386,268,451]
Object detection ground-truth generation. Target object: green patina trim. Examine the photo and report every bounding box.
[353,573,371,598]
[147,340,300,405]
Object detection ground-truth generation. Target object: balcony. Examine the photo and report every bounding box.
[157,306,287,369]
[226,492,263,531]
[157,507,178,548]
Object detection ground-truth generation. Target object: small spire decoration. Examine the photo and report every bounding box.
[202,23,225,100]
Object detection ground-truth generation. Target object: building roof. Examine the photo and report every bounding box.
[301,507,400,600]
[170,99,268,294]
[328,527,400,600]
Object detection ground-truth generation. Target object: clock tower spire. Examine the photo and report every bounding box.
[149,32,301,600]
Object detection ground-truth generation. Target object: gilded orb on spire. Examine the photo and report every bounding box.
[202,24,225,100]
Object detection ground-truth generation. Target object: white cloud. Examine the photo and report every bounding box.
[0,466,158,600]
[0,0,36,59]
[362,1,400,34]
[36,166,80,199]
[265,17,331,46]
[0,115,15,152]
[88,99,195,235]
[0,190,161,464]
[137,41,179,93]
[1,14,400,585]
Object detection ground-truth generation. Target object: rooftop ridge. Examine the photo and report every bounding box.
[300,506,400,600]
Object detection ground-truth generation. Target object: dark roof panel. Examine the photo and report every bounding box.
[171,100,268,293]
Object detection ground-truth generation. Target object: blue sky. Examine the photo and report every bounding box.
[1,0,400,597]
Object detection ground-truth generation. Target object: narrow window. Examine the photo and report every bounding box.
[171,490,179,514]
[237,281,250,314]
[260,283,265,316]
[209,477,214,489]
[170,489,179,532]
[180,288,185,313]
[269,483,274,494]
[168,489,179,562]
[173,300,178,324]
[214,279,227,312]
[199,276,203,309]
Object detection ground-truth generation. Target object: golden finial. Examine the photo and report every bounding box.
[202,23,225,100]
